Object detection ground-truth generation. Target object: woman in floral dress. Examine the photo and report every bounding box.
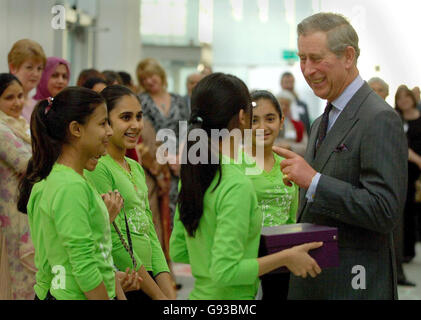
[0,73,35,299]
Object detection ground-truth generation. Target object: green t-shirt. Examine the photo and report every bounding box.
[240,151,298,227]
[85,154,169,277]
[170,156,262,300]
[27,164,115,300]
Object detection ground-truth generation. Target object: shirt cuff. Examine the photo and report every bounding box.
[305,173,321,203]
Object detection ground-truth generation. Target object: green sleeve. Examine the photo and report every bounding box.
[34,269,53,300]
[86,162,143,271]
[51,183,104,293]
[288,184,299,224]
[210,182,259,286]
[169,205,190,264]
[84,162,114,195]
[147,207,170,276]
[134,162,168,274]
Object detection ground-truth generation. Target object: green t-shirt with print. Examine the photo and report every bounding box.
[240,151,298,227]
[27,163,115,300]
[85,154,169,277]
[170,156,262,300]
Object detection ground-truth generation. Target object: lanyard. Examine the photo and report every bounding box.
[111,157,140,270]
[112,207,137,270]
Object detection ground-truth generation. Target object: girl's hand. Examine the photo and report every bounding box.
[283,242,323,278]
[102,190,124,223]
[116,268,143,292]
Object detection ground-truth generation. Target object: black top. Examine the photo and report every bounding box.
[406,115,421,155]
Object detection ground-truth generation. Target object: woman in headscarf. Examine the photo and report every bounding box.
[33,57,70,101]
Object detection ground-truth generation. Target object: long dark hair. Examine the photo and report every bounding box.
[178,73,252,237]
[17,87,105,213]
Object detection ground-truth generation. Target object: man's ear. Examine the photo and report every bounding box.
[344,46,356,69]
[68,121,83,139]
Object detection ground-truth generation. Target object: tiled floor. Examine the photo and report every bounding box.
[173,243,421,300]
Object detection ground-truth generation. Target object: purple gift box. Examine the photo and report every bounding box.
[259,223,339,274]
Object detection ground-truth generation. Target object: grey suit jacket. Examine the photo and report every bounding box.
[288,82,408,300]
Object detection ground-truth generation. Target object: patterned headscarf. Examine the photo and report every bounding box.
[33,56,70,100]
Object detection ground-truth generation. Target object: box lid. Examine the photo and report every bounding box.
[261,223,338,248]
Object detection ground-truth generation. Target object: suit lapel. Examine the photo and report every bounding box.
[297,82,373,221]
[305,117,321,164]
[313,82,372,172]
[312,116,359,172]
[297,117,321,219]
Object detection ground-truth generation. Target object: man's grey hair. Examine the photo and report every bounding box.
[297,12,360,63]
[368,77,389,96]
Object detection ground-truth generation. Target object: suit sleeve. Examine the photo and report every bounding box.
[309,109,408,234]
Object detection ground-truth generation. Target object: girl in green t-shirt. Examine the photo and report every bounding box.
[17,87,127,300]
[170,73,323,300]
[243,90,298,300]
[86,85,174,300]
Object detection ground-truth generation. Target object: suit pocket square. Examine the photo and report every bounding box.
[334,143,349,152]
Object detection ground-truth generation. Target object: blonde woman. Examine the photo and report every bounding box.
[8,39,46,123]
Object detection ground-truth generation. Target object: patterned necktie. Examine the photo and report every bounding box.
[315,102,333,154]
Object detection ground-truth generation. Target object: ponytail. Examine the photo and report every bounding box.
[18,99,61,213]
[178,120,222,237]
[178,73,251,237]
[17,86,104,213]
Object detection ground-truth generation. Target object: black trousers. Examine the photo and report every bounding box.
[260,272,290,300]
[403,164,420,259]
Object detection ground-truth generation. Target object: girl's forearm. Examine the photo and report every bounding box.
[84,282,110,300]
[155,272,177,300]
[137,265,168,300]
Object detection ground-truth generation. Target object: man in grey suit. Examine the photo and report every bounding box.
[273,12,408,299]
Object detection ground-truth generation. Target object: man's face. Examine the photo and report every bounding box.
[281,75,295,91]
[298,31,351,102]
